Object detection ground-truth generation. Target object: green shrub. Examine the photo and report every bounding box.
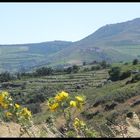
[131,73,140,82]
[0,72,14,82]
[25,103,41,114]
[91,65,102,71]
[133,59,139,65]
[108,67,121,81]
[35,67,53,76]
[120,70,131,80]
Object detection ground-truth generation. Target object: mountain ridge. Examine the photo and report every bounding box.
[1,17,140,72]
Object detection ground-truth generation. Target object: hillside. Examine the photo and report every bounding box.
[48,18,140,65]
[0,61,140,137]
[0,41,72,72]
[1,18,140,72]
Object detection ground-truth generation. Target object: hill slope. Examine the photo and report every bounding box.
[1,18,140,72]
[48,18,140,65]
[0,41,72,72]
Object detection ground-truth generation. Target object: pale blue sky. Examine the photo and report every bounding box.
[0,2,140,44]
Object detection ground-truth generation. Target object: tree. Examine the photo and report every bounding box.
[65,65,80,74]
[133,59,139,65]
[120,70,131,80]
[100,60,107,69]
[0,72,14,82]
[108,67,121,81]
[91,65,101,71]
[83,62,86,66]
[35,67,53,76]
[65,67,73,74]
[72,65,80,73]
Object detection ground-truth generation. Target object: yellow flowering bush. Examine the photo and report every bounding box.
[73,117,97,137]
[73,117,86,129]
[48,102,59,112]
[0,90,33,136]
[48,91,69,112]
[5,111,12,118]
[70,100,77,107]
[55,91,69,102]
[0,91,12,109]
[75,96,84,103]
[47,90,97,137]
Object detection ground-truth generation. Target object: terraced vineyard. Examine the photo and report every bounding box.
[3,69,109,97]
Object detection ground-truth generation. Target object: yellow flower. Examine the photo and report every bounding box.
[15,103,20,109]
[1,91,9,97]
[49,102,59,112]
[20,108,32,120]
[21,107,32,118]
[80,120,86,127]
[1,102,8,109]
[70,100,77,107]
[73,118,80,129]
[0,91,9,109]
[75,96,84,103]
[0,95,4,104]
[55,94,62,102]
[55,91,69,102]
[5,112,12,118]
[3,103,8,109]
[73,118,86,129]
[60,91,69,98]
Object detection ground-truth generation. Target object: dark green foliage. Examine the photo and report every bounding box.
[65,65,80,74]
[25,103,42,114]
[27,93,45,103]
[35,67,53,76]
[126,112,133,119]
[72,65,80,73]
[0,72,14,82]
[119,70,131,80]
[91,65,102,71]
[83,61,86,66]
[81,110,100,120]
[131,73,140,83]
[108,67,121,81]
[83,67,90,72]
[65,67,73,74]
[124,62,128,65]
[100,60,107,69]
[132,59,139,65]
[109,66,131,81]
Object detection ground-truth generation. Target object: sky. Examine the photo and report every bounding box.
[0,2,140,44]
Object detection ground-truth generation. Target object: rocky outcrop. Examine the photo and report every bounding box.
[112,112,140,138]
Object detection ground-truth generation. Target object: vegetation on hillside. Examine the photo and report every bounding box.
[0,59,140,137]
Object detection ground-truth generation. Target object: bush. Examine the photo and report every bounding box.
[120,70,131,80]
[35,67,53,76]
[132,59,139,65]
[131,73,140,82]
[65,67,73,74]
[0,72,14,82]
[108,67,121,81]
[91,65,102,71]
[65,65,80,74]
[83,62,86,66]
[83,68,90,72]
[100,60,107,69]
[25,103,41,114]
[72,65,80,73]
